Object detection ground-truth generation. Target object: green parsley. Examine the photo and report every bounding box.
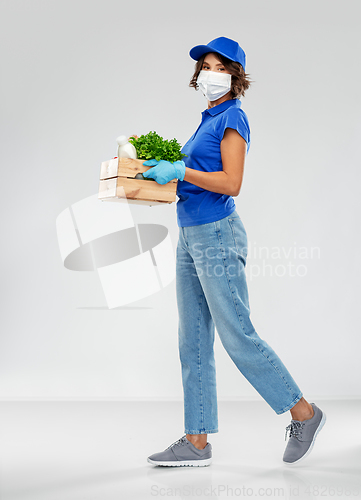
[129,131,187,163]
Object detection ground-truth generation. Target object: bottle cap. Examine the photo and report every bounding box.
[116,135,128,146]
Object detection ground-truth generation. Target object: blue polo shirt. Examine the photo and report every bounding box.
[176,98,250,227]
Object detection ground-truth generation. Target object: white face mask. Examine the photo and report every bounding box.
[196,70,232,102]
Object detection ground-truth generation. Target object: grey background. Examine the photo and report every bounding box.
[1,0,360,401]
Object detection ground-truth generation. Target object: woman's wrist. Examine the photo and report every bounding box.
[173,160,186,181]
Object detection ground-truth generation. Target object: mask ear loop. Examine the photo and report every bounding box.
[196,70,206,94]
[196,72,207,97]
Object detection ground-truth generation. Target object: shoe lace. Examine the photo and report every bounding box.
[165,435,188,450]
[285,421,305,441]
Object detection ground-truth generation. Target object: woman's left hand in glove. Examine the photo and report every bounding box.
[142,159,186,185]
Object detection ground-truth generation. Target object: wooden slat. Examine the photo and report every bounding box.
[100,157,178,182]
[118,158,148,179]
[98,177,177,204]
[99,158,118,180]
[98,177,117,199]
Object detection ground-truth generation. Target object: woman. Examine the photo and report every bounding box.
[137,36,326,467]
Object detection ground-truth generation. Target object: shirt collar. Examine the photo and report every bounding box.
[202,98,241,117]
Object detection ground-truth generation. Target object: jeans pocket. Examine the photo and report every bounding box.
[228,218,248,265]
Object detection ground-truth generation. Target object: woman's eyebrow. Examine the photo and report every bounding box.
[203,62,224,66]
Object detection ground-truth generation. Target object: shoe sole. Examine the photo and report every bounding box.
[147,457,212,467]
[283,411,327,465]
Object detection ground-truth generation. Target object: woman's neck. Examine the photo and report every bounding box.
[208,93,232,109]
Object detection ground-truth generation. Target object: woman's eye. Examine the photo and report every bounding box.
[202,66,225,71]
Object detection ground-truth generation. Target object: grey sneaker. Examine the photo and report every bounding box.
[283,402,326,464]
[147,435,212,467]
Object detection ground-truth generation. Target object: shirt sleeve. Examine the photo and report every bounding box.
[216,107,251,154]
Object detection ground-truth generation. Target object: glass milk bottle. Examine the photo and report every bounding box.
[116,135,137,159]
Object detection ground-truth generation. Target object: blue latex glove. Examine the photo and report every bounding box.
[142,159,186,185]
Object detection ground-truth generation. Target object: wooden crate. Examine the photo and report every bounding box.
[98,157,178,206]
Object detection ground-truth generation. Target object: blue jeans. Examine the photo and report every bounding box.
[176,211,303,434]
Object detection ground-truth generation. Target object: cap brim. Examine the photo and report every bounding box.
[189,45,235,63]
[189,45,213,61]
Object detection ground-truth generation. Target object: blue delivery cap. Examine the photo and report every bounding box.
[189,36,246,71]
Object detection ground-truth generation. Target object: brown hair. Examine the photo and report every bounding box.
[189,52,252,98]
